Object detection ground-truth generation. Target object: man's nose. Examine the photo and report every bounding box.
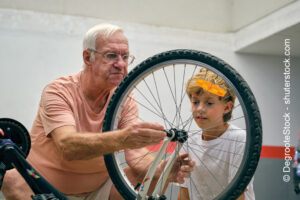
[114,56,127,69]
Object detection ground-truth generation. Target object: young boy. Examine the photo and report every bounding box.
[178,68,255,200]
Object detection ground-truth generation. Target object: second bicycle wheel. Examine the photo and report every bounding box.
[103,49,262,200]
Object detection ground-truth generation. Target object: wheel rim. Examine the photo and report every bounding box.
[104,52,261,200]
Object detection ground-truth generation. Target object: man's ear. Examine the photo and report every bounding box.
[224,101,233,114]
[83,49,93,67]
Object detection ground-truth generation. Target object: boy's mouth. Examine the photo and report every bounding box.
[196,116,208,121]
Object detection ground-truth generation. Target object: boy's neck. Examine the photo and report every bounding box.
[202,123,229,141]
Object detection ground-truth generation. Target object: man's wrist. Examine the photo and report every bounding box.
[112,129,126,151]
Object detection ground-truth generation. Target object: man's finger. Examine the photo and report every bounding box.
[136,128,166,139]
[135,122,164,130]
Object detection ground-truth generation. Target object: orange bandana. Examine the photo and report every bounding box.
[196,79,227,97]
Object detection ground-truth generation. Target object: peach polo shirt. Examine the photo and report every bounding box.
[27,71,137,195]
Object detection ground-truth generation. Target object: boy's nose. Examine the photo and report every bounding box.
[196,103,206,113]
[198,102,206,112]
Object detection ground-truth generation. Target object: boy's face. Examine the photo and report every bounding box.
[190,91,232,130]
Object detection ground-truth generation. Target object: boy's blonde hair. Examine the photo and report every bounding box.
[186,68,236,122]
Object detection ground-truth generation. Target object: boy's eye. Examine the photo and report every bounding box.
[206,102,214,106]
[192,101,199,105]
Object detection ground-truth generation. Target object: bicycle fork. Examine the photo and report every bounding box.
[136,129,187,200]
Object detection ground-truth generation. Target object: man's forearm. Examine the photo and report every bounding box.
[52,127,125,161]
[52,122,166,161]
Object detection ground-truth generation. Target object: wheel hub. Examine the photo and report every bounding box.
[166,128,188,143]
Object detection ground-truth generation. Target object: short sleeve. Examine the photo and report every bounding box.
[39,83,76,136]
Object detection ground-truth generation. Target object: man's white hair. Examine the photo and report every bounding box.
[83,23,123,50]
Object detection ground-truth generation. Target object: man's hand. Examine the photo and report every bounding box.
[120,122,166,149]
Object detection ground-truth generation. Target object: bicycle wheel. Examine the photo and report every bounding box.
[0,118,31,158]
[103,49,262,200]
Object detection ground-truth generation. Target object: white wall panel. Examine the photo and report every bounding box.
[0,8,299,147]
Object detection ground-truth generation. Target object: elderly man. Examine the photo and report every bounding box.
[2,24,194,200]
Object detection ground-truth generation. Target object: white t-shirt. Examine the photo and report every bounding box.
[180,124,255,200]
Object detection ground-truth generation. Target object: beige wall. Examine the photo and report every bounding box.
[232,0,296,31]
[0,8,299,147]
[0,0,295,32]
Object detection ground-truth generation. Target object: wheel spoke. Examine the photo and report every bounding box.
[103,50,262,200]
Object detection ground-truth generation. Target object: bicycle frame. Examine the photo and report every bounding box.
[136,129,185,200]
[0,128,182,200]
[0,117,187,200]
[0,139,67,200]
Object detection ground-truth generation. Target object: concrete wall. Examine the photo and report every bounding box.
[0,8,299,199]
[0,0,296,32]
[0,0,232,32]
[232,0,296,30]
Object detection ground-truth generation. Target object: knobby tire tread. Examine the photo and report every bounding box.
[103,49,262,200]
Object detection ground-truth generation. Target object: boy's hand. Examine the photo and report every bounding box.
[159,153,195,184]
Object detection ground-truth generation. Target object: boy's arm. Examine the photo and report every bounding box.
[177,187,190,200]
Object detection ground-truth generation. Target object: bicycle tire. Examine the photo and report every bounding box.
[103,49,262,200]
[0,118,31,159]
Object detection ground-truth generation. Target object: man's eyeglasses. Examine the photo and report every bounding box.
[87,48,135,65]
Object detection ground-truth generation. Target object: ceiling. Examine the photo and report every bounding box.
[0,0,299,57]
[233,0,300,57]
[236,22,300,57]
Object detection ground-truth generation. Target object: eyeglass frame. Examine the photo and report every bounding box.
[87,48,135,65]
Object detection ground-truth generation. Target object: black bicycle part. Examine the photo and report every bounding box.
[103,49,262,200]
[0,118,31,159]
[293,140,300,194]
[0,139,67,200]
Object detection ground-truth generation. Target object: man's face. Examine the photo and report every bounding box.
[190,91,229,131]
[90,31,129,88]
